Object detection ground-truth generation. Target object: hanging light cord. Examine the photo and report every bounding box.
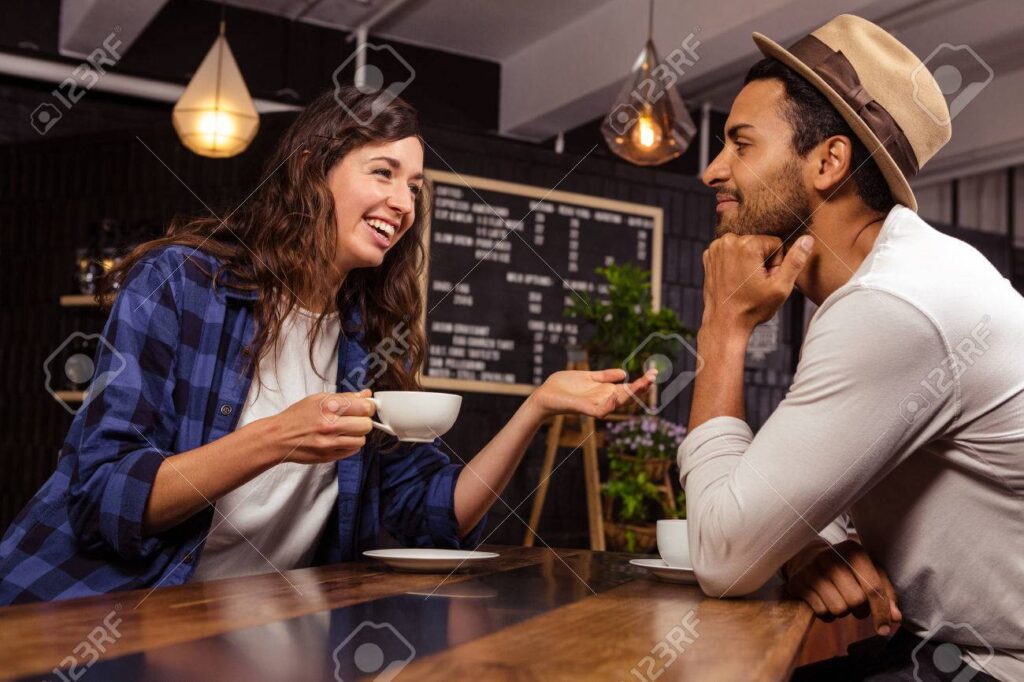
[647,0,654,43]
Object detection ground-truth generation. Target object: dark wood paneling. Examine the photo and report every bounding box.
[0,111,802,547]
[0,0,499,144]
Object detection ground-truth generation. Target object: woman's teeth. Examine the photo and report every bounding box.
[366,218,395,240]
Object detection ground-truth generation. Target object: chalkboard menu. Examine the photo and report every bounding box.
[421,170,663,395]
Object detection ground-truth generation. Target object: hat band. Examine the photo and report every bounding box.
[788,34,920,179]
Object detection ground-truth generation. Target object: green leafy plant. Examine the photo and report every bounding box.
[605,415,687,461]
[672,490,687,519]
[602,457,666,525]
[564,262,693,374]
[602,442,687,553]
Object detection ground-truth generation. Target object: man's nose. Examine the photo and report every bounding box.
[702,149,730,189]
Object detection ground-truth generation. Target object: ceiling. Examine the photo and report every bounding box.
[220,0,620,62]
[55,0,1024,181]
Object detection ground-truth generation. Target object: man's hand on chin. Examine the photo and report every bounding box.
[687,232,815,430]
[701,233,815,333]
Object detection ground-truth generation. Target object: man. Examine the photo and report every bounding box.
[678,14,1023,681]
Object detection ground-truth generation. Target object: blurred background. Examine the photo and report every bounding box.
[1,0,1022,547]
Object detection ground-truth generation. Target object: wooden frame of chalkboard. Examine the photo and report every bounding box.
[419,169,664,396]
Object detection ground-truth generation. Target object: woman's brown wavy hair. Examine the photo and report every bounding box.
[102,86,429,419]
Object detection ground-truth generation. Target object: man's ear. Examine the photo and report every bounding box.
[812,135,854,195]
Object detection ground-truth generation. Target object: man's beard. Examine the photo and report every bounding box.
[715,159,813,243]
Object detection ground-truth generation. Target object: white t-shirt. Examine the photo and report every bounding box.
[191,306,341,582]
[679,205,1024,681]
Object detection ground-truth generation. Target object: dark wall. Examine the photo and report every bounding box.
[417,126,803,546]
[0,0,500,143]
[6,0,1014,549]
[0,107,808,545]
[0,0,800,546]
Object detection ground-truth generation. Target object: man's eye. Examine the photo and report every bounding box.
[372,167,392,178]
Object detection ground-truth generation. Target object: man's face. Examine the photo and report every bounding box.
[703,79,812,240]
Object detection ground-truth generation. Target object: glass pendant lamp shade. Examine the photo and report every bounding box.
[172,25,259,158]
[601,40,697,166]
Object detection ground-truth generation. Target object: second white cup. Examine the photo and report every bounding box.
[656,519,691,568]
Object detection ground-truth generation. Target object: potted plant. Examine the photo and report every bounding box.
[604,415,687,481]
[564,262,694,378]
[601,457,665,553]
[601,416,687,553]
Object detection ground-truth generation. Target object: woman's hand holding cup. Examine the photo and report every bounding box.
[264,389,377,464]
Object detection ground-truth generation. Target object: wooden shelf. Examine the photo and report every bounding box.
[53,390,87,403]
[60,294,100,308]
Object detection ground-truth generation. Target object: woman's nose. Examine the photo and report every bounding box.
[387,186,414,216]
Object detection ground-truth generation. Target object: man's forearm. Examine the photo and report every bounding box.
[688,321,752,431]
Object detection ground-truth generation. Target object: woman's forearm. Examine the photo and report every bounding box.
[452,396,546,537]
[141,418,280,536]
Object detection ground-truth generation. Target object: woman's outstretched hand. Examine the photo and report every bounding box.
[526,368,658,420]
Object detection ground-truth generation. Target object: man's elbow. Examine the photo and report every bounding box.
[691,546,774,597]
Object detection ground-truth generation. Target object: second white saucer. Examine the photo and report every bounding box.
[629,558,699,585]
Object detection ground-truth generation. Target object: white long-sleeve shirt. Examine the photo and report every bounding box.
[678,205,1024,681]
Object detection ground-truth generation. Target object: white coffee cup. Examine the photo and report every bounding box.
[368,391,462,443]
[656,519,691,568]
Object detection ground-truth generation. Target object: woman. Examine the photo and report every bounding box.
[0,87,653,603]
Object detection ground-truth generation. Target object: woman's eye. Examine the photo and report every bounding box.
[372,167,392,178]
[409,184,421,196]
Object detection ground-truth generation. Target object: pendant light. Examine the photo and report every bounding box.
[601,0,696,166]
[172,3,259,158]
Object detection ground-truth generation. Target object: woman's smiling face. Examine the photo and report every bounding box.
[328,136,425,277]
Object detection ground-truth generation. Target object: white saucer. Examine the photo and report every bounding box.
[630,558,699,584]
[363,549,500,573]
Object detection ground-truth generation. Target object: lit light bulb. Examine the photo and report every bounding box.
[172,31,259,158]
[632,113,662,149]
[197,109,238,152]
[601,39,696,165]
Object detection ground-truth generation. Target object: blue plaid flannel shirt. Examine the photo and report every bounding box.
[0,245,484,604]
